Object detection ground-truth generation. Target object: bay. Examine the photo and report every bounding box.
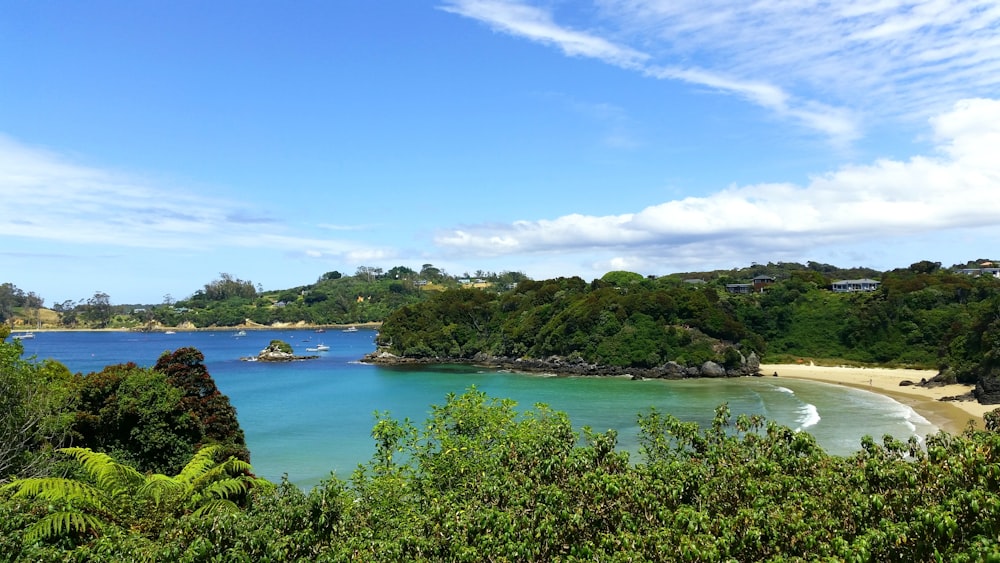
[18,328,938,488]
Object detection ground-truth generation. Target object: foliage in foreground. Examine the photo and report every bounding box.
[70,347,249,476]
[0,327,76,481]
[2,445,267,546]
[3,389,999,562]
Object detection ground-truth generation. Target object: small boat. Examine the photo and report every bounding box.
[164,330,176,335]
[314,328,326,333]
[234,330,247,337]
[343,326,358,333]
[13,331,35,340]
[306,344,330,352]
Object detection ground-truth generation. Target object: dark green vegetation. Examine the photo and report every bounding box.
[3,368,1000,561]
[0,328,247,480]
[376,262,1000,391]
[377,275,757,370]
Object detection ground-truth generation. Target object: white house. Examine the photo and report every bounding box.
[831,279,880,292]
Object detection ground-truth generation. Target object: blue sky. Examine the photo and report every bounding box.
[2,1,999,304]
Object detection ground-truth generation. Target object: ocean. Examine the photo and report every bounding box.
[16,328,937,488]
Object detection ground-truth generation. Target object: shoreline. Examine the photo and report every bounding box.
[762,363,992,434]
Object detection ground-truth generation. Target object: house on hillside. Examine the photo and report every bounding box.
[725,283,753,294]
[830,279,880,292]
[725,275,776,294]
[752,275,776,292]
[960,267,1000,278]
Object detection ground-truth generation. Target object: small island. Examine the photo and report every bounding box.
[242,339,319,362]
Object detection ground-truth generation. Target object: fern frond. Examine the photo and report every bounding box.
[4,477,106,511]
[24,511,105,543]
[138,474,185,507]
[190,498,239,518]
[58,447,143,491]
[220,457,254,475]
[201,477,252,500]
[175,445,221,484]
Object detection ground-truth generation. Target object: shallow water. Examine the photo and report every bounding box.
[19,329,938,487]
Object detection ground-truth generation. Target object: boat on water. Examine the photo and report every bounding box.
[164,330,176,335]
[234,330,247,337]
[343,326,358,333]
[13,331,35,340]
[314,328,326,333]
[306,344,330,352]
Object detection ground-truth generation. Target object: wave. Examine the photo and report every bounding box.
[774,386,794,395]
[900,404,932,433]
[796,403,821,430]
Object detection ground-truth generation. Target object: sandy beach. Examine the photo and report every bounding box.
[762,363,996,434]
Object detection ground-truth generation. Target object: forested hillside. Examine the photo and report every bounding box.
[375,261,1000,397]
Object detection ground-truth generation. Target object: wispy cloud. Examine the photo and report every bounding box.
[0,135,389,261]
[596,0,1000,121]
[440,0,649,68]
[441,0,860,142]
[435,98,1000,264]
[443,1,1000,142]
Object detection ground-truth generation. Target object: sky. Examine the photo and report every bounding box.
[2,1,999,305]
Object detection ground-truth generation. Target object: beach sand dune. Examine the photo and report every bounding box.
[761,363,995,434]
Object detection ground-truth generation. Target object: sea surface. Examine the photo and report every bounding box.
[17,329,938,488]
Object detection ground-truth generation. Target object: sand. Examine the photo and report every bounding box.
[761,363,996,434]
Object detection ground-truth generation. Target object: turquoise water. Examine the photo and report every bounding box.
[19,329,938,488]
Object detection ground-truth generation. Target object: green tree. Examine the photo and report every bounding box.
[83,291,112,328]
[320,270,342,281]
[72,363,202,475]
[0,327,76,480]
[202,273,257,301]
[600,270,646,286]
[154,348,249,464]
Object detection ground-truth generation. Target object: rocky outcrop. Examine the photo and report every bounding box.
[361,349,762,379]
[975,370,1000,404]
[699,361,725,377]
[242,340,318,362]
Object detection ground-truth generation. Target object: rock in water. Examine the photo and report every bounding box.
[243,339,318,362]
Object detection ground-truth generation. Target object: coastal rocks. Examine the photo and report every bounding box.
[361,349,762,380]
[699,361,727,377]
[975,370,1000,404]
[242,339,318,362]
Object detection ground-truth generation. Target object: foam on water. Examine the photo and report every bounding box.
[796,403,821,430]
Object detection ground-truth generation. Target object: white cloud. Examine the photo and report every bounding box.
[0,135,389,260]
[434,98,1000,265]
